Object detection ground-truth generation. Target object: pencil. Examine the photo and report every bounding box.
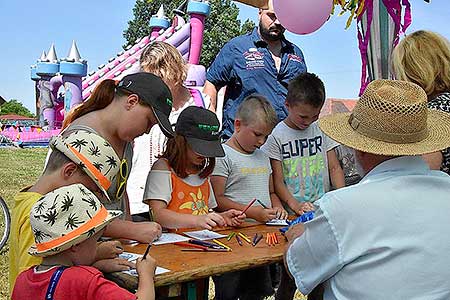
[239,198,257,216]
[227,232,236,241]
[237,232,251,244]
[213,239,232,251]
[253,234,263,246]
[181,248,229,252]
[235,235,243,246]
[148,208,155,222]
[174,242,209,250]
[256,199,268,209]
[142,243,152,259]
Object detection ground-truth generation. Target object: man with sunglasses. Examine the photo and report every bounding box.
[203,0,307,140]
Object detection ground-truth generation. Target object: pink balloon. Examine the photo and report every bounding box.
[273,0,333,35]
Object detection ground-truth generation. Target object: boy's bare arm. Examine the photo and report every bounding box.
[327,148,345,189]
[269,174,288,219]
[210,175,277,222]
[135,256,156,300]
[270,159,299,210]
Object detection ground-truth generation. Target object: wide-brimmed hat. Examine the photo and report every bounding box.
[319,79,450,156]
[29,184,122,257]
[117,72,174,137]
[50,130,120,200]
[175,106,225,157]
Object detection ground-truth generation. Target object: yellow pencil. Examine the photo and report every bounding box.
[213,239,232,251]
[238,232,251,244]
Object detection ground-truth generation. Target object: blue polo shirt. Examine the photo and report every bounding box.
[207,27,307,139]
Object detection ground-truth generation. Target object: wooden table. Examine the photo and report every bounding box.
[107,222,287,299]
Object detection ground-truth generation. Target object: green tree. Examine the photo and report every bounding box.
[123,0,255,67]
[0,100,34,117]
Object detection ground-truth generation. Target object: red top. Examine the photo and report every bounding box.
[12,265,136,300]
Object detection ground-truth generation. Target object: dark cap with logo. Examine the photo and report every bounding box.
[175,106,224,157]
[117,72,174,137]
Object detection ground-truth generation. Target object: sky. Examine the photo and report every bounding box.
[0,1,449,113]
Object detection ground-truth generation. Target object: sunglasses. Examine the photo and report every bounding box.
[116,159,129,200]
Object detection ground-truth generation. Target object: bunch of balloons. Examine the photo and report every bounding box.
[273,0,333,35]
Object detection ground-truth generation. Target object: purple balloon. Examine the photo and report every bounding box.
[273,0,333,35]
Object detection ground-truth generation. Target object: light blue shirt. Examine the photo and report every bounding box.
[287,156,450,300]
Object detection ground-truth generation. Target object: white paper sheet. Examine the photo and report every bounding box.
[183,229,227,241]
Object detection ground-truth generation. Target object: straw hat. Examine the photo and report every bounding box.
[49,130,120,200]
[29,184,122,257]
[319,79,450,156]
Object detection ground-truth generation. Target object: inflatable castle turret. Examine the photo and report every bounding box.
[32,42,87,129]
[150,5,170,39]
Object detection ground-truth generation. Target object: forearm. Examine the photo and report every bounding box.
[274,181,298,210]
[103,219,140,240]
[270,192,283,209]
[154,207,200,229]
[203,81,218,112]
[215,196,247,212]
[329,166,345,189]
[136,274,155,300]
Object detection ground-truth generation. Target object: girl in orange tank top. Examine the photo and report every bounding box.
[144,107,246,231]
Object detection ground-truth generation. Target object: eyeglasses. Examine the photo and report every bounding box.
[116,159,129,200]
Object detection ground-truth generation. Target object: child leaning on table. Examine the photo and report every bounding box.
[210,95,287,300]
[143,106,245,230]
[261,72,345,300]
[12,184,156,300]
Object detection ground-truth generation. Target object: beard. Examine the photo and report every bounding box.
[259,20,285,42]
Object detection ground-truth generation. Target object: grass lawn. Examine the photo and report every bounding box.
[0,148,307,300]
[0,148,48,299]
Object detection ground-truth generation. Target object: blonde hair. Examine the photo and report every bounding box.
[392,30,450,98]
[140,41,187,87]
[235,94,278,130]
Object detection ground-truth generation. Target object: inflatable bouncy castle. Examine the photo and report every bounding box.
[1,1,210,146]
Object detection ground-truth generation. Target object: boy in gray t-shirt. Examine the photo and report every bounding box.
[211,95,287,300]
[261,73,345,216]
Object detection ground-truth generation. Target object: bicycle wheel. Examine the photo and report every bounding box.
[0,197,11,251]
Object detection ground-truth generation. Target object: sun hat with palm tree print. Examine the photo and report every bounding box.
[49,130,120,201]
[28,184,122,257]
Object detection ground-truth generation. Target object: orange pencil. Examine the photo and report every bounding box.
[239,198,257,216]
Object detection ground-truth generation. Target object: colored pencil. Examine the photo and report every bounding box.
[142,243,152,259]
[237,232,251,244]
[181,248,229,252]
[213,239,232,251]
[235,235,243,246]
[239,198,257,216]
[253,234,263,246]
[189,239,224,249]
[174,242,209,250]
[252,233,258,244]
[256,199,268,209]
[227,232,236,241]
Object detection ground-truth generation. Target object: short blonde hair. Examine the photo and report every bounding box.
[236,94,278,129]
[392,30,450,97]
[140,41,187,87]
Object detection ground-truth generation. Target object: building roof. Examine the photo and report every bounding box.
[320,98,357,117]
[0,114,36,121]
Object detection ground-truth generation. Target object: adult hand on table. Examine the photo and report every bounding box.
[285,223,305,242]
[131,222,162,243]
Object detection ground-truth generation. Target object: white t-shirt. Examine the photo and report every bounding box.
[261,121,339,204]
[212,144,272,208]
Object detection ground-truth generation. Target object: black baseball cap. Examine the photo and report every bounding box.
[175,106,225,157]
[117,72,174,137]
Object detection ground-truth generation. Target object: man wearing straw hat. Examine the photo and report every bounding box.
[284,79,450,299]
